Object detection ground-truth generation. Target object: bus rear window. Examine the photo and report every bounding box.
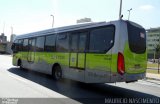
[127,21,146,54]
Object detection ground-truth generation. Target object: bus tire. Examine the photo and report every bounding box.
[18,59,23,70]
[52,65,62,81]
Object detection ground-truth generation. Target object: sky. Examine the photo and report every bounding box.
[0,0,160,41]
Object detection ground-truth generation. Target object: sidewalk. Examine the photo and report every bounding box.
[146,73,160,81]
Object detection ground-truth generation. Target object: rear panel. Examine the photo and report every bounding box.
[110,20,147,83]
[124,21,147,75]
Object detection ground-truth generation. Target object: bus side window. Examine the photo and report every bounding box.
[23,39,29,51]
[56,33,69,52]
[12,40,19,52]
[79,32,87,52]
[18,39,24,51]
[45,35,56,52]
[35,36,45,52]
[89,26,115,53]
[70,34,78,52]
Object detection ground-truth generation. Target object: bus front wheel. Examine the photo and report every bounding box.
[18,59,23,69]
[52,65,62,80]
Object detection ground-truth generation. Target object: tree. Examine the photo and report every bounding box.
[153,44,160,62]
[155,44,160,53]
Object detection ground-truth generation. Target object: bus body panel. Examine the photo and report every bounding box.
[85,51,112,83]
[124,43,147,74]
[110,21,124,82]
[63,68,85,82]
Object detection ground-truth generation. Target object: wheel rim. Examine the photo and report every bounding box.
[55,67,62,79]
[19,61,23,69]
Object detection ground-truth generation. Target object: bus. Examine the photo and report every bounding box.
[11,20,147,83]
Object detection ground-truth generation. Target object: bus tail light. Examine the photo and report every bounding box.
[117,52,125,75]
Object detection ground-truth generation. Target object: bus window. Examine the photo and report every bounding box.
[36,36,45,52]
[29,38,36,52]
[14,40,19,51]
[23,39,29,51]
[89,26,115,53]
[18,39,23,51]
[11,39,19,52]
[56,33,69,52]
[70,34,78,52]
[45,35,56,52]
[127,21,146,54]
[79,33,87,52]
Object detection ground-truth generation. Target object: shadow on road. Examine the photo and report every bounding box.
[8,67,159,104]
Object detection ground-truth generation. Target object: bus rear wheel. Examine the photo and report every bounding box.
[52,65,62,80]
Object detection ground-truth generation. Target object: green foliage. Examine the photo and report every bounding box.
[155,44,160,53]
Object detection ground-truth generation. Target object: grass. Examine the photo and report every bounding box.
[147,69,160,74]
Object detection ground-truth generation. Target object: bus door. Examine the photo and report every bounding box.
[69,32,87,69]
[28,38,36,62]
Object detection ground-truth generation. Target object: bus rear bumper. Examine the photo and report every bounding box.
[110,73,146,83]
[125,73,146,83]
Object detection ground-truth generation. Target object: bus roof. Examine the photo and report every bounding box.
[15,20,122,40]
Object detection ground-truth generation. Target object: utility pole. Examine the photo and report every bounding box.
[119,0,123,20]
[158,58,159,74]
[3,22,5,33]
[50,15,54,28]
[128,8,132,20]
[11,26,13,35]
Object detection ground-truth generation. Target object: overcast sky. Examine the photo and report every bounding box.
[0,0,160,40]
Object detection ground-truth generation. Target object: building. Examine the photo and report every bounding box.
[77,18,92,23]
[0,33,7,53]
[0,33,7,43]
[147,27,160,59]
[10,34,16,42]
[0,33,13,54]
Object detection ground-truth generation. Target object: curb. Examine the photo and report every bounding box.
[147,67,159,70]
[145,77,160,81]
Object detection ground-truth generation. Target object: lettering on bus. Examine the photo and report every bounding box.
[88,72,108,78]
[52,55,65,60]
[104,57,111,60]
[94,54,111,60]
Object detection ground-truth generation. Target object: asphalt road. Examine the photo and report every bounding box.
[0,54,160,104]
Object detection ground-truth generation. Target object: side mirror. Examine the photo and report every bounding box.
[11,43,18,53]
[11,43,15,50]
